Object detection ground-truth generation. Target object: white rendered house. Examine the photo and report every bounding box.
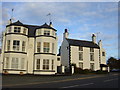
[1,20,58,75]
[61,29,107,72]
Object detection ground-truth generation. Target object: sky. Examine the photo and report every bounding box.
[1,1,119,61]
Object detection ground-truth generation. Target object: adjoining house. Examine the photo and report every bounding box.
[60,29,108,73]
[1,19,59,75]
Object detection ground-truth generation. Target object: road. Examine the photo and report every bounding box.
[2,72,119,89]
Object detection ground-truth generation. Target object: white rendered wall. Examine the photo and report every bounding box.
[71,46,100,71]
[61,38,69,68]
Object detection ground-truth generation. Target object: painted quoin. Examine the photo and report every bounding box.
[60,29,107,72]
[1,20,59,75]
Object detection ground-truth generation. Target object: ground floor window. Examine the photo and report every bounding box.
[43,59,49,70]
[36,59,40,69]
[5,57,9,68]
[11,57,19,69]
[51,59,54,70]
[21,58,25,69]
[79,62,83,69]
[90,63,94,71]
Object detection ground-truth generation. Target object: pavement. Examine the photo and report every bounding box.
[1,72,120,89]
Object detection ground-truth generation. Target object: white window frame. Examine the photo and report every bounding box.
[13,40,20,51]
[22,41,26,52]
[14,27,21,33]
[79,62,83,69]
[11,57,19,69]
[37,42,41,53]
[7,40,10,51]
[36,59,40,70]
[43,59,49,70]
[79,52,83,60]
[43,42,50,53]
[44,30,50,36]
[21,58,25,69]
[51,59,54,70]
[5,57,9,68]
[90,53,94,61]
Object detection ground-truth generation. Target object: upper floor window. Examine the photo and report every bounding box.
[22,41,26,52]
[38,29,41,35]
[37,42,41,52]
[13,40,20,51]
[57,58,60,61]
[14,27,21,33]
[90,48,94,52]
[102,52,105,56]
[52,43,54,53]
[43,42,50,53]
[79,52,83,60]
[8,27,12,33]
[44,30,50,36]
[7,40,10,51]
[79,46,83,51]
[90,53,94,61]
[23,28,27,34]
[52,31,54,36]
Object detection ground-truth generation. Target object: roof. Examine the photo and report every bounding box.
[6,20,57,37]
[66,38,100,49]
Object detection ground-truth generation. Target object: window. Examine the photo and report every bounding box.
[21,58,25,69]
[36,59,40,69]
[23,28,27,34]
[79,62,83,69]
[5,57,9,68]
[79,46,83,51]
[38,29,41,35]
[43,59,49,70]
[14,27,21,33]
[90,53,94,61]
[90,63,94,71]
[52,31,54,36]
[7,40,10,51]
[22,41,26,51]
[43,42,50,53]
[79,52,83,60]
[52,43,54,53]
[57,58,60,61]
[44,30,50,36]
[8,27,11,33]
[13,40,20,51]
[11,57,19,69]
[37,42,41,52]
[90,48,94,52]
[102,52,105,56]
[51,59,54,70]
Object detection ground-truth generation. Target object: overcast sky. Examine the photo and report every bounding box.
[1,1,118,60]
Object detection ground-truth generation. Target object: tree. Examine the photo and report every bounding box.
[107,57,120,70]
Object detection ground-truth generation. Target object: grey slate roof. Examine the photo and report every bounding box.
[6,20,57,37]
[66,38,100,49]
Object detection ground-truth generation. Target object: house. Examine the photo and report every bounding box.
[1,19,58,75]
[61,29,107,73]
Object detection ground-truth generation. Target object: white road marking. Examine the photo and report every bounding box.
[104,78,118,82]
[61,83,94,88]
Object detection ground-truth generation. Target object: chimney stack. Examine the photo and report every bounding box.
[92,33,96,43]
[63,29,69,39]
